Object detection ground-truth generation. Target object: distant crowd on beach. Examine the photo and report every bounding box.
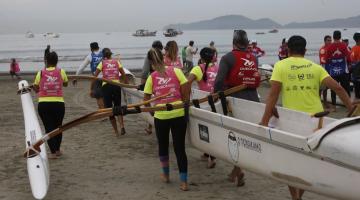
[22,28,360,198]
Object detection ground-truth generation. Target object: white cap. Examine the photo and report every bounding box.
[250,39,257,44]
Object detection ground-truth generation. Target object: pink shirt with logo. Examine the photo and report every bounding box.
[39,68,63,97]
[198,63,219,92]
[151,67,182,105]
[102,59,120,81]
[164,56,183,69]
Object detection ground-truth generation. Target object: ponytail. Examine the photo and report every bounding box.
[199,47,215,82]
[147,48,165,73]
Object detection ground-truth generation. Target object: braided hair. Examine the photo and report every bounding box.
[199,47,215,81]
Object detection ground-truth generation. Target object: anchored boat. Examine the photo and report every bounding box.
[132,29,157,37]
[19,80,49,200]
[122,87,360,200]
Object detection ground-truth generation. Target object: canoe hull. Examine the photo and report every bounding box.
[19,80,49,200]
[122,87,360,199]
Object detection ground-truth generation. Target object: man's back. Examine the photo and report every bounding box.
[185,46,194,62]
[271,57,329,114]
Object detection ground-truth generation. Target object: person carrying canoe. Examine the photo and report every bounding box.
[213,29,261,186]
[139,40,164,134]
[143,48,191,191]
[33,51,68,159]
[73,42,105,110]
[188,47,219,168]
[260,35,354,200]
[92,48,128,136]
[164,40,183,69]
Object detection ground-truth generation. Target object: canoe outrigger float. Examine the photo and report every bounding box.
[122,87,360,200]
[18,80,49,200]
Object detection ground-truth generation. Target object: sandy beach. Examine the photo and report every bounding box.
[0,74,348,200]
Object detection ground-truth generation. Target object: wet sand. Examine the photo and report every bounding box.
[0,74,345,200]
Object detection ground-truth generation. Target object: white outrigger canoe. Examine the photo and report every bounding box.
[18,80,50,200]
[122,87,360,200]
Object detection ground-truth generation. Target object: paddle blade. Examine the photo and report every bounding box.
[348,104,360,117]
[23,146,41,158]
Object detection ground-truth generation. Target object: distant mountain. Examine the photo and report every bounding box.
[284,15,360,28]
[164,15,281,30]
[164,15,360,30]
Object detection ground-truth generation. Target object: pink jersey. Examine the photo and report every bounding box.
[39,68,63,97]
[197,63,219,92]
[102,59,120,80]
[10,62,20,72]
[151,67,182,105]
[164,56,183,69]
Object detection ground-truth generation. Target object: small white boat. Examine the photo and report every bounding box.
[122,87,360,200]
[18,80,50,200]
[163,28,178,37]
[26,31,35,38]
[43,32,60,38]
[132,29,157,37]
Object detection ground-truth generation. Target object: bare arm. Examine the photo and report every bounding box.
[322,76,353,111]
[180,81,191,102]
[119,68,128,84]
[187,74,197,86]
[260,81,281,126]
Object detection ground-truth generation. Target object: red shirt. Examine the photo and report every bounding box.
[319,45,328,65]
[326,41,351,64]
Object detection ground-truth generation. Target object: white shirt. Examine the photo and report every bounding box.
[186,46,197,62]
[76,50,101,75]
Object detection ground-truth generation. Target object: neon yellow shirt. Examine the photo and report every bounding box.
[271,57,329,114]
[144,67,188,120]
[34,67,68,102]
[190,63,215,81]
[96,60,123,85]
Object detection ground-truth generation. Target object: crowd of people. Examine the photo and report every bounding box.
[28,29,360,196]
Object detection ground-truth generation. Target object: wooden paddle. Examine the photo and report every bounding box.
[23,85,247,158]
[68,75,138,89]
[347,103,360,117]
[23,92,170,158]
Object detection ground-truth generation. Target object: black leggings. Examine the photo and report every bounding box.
[354,81,360,99]
[331,74,351,105]
[154,116,188,173]
[102,84,122,108]
[38,102,65,154]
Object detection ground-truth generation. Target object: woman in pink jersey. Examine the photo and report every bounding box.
[188,47,218,168]
[9,58,21,80]
[33,51,68,159]
[143,48,190,191]
[163,40,183,69]
[93,48,128,136]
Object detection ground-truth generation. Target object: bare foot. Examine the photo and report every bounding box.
[180,182,189,191]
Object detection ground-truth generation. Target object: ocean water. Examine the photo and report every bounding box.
[0,28,358,73]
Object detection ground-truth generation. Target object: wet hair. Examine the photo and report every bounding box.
[165,41,178,62]
[233,30,249,48]
[147,48,165,73]
[90,42,99,51]
[46,51,58,66]
[199,47,215,81]
[152,40,163,50]
[324,35,331,42]
[333,30,341,40]
[189,41,194,46]
[353,32,360,43]
[287,35,306,55]
[102,48,112,59]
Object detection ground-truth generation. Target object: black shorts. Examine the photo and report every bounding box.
[92,80,103,99]
[102,84,122,108]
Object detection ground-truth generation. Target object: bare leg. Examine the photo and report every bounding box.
[145,124,152,135]
[96,98,105,109]
[228,166,245,186]
[110,116,119,137]
[118,116,126,135]
[288,186,304,200]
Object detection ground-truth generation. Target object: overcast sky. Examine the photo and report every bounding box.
[0,0,359,33]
